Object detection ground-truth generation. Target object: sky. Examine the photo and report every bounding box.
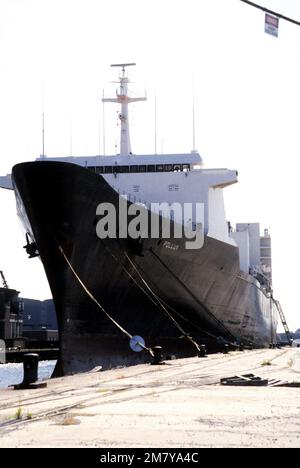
[0,0,300,330]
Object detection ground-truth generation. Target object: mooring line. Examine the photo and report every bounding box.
[102,239,239,352]
[149,248,242,347]
[123,251,202,353]
[100,238,202,354]
[58,245,154,357]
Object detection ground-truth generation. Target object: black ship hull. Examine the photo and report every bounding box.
[12,162,277,375]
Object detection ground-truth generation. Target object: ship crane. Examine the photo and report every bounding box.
[0,270,9,289]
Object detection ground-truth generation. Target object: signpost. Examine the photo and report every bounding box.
[240,1,300,33]
[265,13,279,37]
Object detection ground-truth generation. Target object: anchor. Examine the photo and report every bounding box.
[23,233,39,258]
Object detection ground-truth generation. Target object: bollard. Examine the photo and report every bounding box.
[198,344,207,358]
[14,353,47,390]
[151,346,165,365]
[223,344,229,354]
[23,353,39,384]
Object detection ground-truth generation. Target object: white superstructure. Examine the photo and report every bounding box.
[231,223,273,288]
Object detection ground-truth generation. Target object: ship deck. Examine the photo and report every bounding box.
[0,348,300,448]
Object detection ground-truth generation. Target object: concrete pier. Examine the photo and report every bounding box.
[0,348,299,448]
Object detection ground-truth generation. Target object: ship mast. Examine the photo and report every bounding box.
[102,63,146,156]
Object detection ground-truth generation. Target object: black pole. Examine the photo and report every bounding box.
[240,0,300,27]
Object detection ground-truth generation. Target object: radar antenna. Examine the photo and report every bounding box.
[111,63,136,72]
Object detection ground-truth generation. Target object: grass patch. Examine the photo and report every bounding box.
[261,360,272,366]
[14,407,23,420]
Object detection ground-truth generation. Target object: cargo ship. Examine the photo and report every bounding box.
[0,64,278,375]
